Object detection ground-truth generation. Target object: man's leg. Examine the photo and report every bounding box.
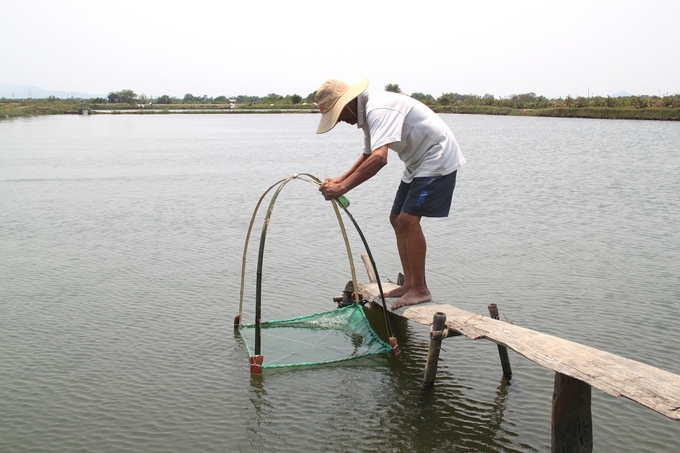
[385,213,411,298]
[388,211,432,309]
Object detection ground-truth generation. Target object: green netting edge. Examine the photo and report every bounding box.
[239,304,393,369]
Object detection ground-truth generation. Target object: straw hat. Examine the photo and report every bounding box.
[315,78,369,134]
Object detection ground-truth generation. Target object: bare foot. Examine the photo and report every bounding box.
[384,285,409,298]
[391,289,432,310]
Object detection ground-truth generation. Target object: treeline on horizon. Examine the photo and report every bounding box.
[4,83,680,109]
[105,85,680,110]
[2,84,680,120]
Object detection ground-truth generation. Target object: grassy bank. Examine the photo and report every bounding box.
[3,99,679,121]
[0,101,318,119]
[434,105,680,120]
[1,100,85,119]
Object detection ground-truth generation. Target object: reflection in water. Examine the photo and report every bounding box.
[491,378,510,428]
[375,315,531,453]
[241,305,531,453]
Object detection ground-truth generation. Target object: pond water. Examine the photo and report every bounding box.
[1,113,679,452]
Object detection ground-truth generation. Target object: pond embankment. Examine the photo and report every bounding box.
[433,105,680,121]
[2,101,679,121]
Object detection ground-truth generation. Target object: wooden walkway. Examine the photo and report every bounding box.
[360,281,680,421]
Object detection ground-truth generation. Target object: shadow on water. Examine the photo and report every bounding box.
[236,303,536,453]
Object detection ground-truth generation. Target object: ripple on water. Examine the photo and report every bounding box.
[2,114,680,453]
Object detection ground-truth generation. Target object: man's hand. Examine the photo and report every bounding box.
[319,178,344,200]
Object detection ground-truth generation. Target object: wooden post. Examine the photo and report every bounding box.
[360,253,377,283]
[423,311,447,388]
[488,303,513,380]
[552,372,593,453]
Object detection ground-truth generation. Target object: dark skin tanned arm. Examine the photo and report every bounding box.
[319,97,389,199]
[319,146,388,199]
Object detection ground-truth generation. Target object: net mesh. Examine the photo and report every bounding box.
[239,304,391,369]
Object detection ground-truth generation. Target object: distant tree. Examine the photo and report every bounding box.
[482,94,496,106]
[385,83,401,93]
[662,95,680,108]
[290,94,302,105]
[631,95,650,109]
[411,92,435,104]
[156,95,172,104]
[264,93,283,104]
[214,95,228,102]
[235,95,261,105]
[462,94,481,106]
[437,92,466,105]
[515,92,536,108]
[305,91,316,103]
[183,93,196,102]
[574,96,588,108]
[115,89,137,105]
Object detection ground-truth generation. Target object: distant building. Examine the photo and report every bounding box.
[107,93,123,103]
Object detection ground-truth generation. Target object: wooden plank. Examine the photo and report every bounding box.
[360,282,680,420]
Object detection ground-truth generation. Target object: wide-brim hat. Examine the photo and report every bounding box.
[315,78,369,134]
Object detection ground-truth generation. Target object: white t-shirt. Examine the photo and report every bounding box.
[357,91,466,183]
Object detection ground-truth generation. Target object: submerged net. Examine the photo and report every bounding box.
[239,304,391,369]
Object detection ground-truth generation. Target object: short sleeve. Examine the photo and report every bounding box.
[367,108,404,151]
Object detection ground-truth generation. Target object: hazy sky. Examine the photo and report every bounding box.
[2,0,679,99]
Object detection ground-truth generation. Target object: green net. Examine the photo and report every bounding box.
[239,304,392,369]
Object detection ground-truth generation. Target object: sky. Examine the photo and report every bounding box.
[2,0,679,99]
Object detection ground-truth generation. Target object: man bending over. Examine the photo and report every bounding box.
[316,79,465,310]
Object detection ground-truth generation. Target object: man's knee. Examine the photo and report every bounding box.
[392,211,421,231]
[389,213,400,230]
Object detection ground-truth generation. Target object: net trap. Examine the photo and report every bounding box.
[234,174,400,374]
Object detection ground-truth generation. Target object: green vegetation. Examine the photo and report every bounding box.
[1,97,85,119]
[428,91,680,110]
[434,105,680,121]
[2,87,679,121]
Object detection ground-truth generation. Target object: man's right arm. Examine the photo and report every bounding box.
[338,146,388,192]
[320,147,388,200]
[332,153,370,183]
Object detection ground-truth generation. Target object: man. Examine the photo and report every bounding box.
[316,79,465,310]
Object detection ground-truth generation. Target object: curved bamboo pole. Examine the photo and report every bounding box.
[236,176,289,327]
[331,202,397,350]
[236,174,361,358]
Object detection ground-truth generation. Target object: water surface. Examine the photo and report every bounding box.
[1,113,679,452]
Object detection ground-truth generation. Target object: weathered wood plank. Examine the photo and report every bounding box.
[360,282,680,420]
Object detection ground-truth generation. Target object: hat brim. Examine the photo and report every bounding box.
[316,79,369,134]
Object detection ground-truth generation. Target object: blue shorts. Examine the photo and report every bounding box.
[390,171,458,218]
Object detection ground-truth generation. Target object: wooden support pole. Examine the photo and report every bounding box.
[360,253,377,283]
[423,311,447,388]
[488,303,513,380]
[552,372,593,453]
